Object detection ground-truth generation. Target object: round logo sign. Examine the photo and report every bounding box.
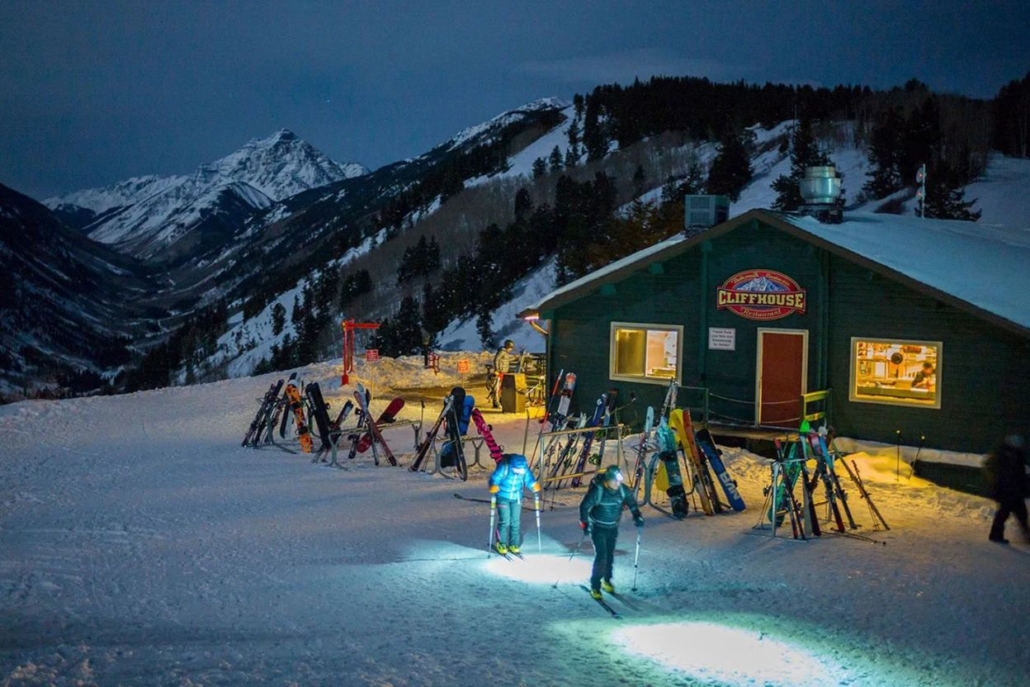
[716,269,807,321]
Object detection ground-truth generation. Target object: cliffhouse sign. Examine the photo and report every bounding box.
[716,269,807,321]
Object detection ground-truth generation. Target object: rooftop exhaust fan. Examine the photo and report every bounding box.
[798,166,843,224]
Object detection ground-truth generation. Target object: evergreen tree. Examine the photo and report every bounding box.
[772,116,833,212]
[992,71,1030,158]
[548,145,564,172]
[922,162,982,221]
[863,106,906,199]
[476,306,495,350]
[632,164,647,195]
[706,130,753,201]
[271,302,286,336]
[583,96,607,161]
[532,157,547,179]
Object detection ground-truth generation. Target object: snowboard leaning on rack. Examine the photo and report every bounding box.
[284,376,314,453]
[695,426,746,512]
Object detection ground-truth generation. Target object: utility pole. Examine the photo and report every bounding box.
[916,163,927,218]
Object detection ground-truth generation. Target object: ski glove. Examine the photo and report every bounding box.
[489,484,500,494]
[531,482,541,493]
[580,521,591,534]
[633,515,645,528]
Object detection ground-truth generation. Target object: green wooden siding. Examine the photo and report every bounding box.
[825,256,1030,453]
[543,216,1030,454]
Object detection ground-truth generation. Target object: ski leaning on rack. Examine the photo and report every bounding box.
[439,387,469,480]
[549,372,577,430]
[409,395,454,472]
[356,397,405,453]
[284,376,314,453]
[668,409,714,515]
[304,381,336,459]
[242,377,285,447]
[470,408,504,463]
[569,394,608,488]
[352,383,397,466]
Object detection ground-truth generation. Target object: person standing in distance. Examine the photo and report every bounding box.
[579,465,643,599]
[489,339,517,408]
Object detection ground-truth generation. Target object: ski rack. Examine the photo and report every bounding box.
[411,433,489,475]
[753,455,810,541]
[247,397,300,454]
[535,423,627,495]
[326,418,422,468]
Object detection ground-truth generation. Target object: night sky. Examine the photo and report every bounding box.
[2,0,1028,201]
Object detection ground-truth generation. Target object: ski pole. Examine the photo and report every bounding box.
[488,495,497,554]
[631,527,642,591]
[534,494,542,553]
[554,529,588,588]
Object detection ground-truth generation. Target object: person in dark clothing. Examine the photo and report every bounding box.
[985,434,1029,544]
[579,465,643,599]
[489,453,540,555]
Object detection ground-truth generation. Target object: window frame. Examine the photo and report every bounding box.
[609,321,684,386]
[848,336,942,409]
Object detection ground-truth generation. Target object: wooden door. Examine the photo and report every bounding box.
[757,329,808,427]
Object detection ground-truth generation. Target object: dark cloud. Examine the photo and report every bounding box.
[2,0,1027,201]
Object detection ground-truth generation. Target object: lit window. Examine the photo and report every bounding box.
[610,323,682,385]
[849,338,941,409]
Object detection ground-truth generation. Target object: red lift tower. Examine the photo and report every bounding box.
[340,319,380,385]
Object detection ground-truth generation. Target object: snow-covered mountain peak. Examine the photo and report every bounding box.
[205,129,368,200]
[448,97,570,150]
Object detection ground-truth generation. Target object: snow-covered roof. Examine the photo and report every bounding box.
[521,209,1030,337]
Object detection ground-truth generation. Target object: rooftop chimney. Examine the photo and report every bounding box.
[798,166,843,224]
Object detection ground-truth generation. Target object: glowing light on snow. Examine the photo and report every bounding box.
[612,621,851,687]
[483,552,593,585]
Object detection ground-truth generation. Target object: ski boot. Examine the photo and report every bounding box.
[508,545,520,555]
[601,579,615,593]
[494,542,508,555]
[589,588,603,600]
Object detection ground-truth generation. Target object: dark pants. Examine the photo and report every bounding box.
[496,498,522,547]
[989,497,1029,541]
[590,526,619,590]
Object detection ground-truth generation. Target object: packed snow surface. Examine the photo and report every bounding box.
[1,355,1027,686]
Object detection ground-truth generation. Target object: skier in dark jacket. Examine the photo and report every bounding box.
[489,453,540,555]
[985,434,1029,544]
[579,465,643,598]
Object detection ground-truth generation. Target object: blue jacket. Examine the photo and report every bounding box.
[489,454,539,502]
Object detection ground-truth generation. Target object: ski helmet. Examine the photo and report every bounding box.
[603,465,624,489]
[504,339,515,350]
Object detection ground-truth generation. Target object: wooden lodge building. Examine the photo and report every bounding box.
[518,205,1030,487]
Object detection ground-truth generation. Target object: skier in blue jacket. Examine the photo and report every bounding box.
[489,453,540,554]
[579,465,644,598]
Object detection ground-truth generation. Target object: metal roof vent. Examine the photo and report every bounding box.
[798,166,843,224]
[683,195,730,236]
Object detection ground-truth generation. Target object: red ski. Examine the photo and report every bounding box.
[357,397,405,453]
[353,383,397,466]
